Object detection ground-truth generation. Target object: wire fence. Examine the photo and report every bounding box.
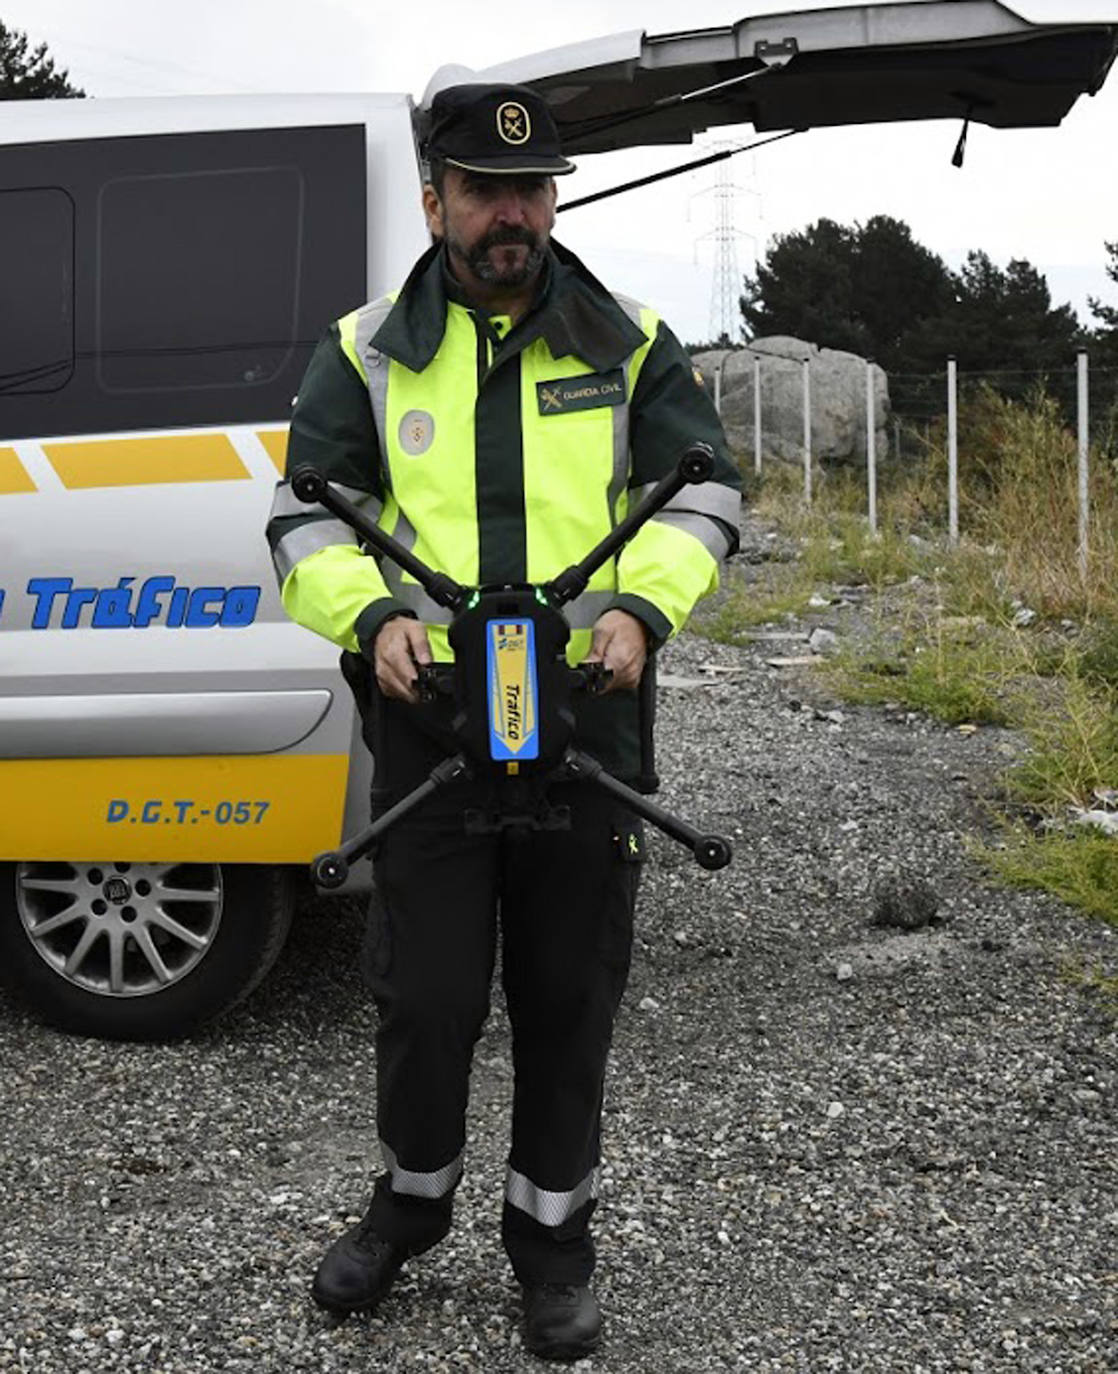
[889,356,1118,576]
[887,360,1118,460]
[715,350,1118,576]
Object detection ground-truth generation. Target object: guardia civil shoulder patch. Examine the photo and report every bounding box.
[537,369,626,416]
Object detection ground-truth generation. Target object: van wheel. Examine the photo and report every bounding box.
[0,861,294,1041]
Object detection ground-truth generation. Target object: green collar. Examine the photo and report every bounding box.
[370,239,648,374]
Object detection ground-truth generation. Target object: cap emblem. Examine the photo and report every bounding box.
[497,101,531,146]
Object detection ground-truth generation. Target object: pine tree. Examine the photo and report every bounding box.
[740,215,954,373]
[1088,242,1118,341]
[740,219,1082,415]
[1087,242,1118,437]
[0,21,84,99]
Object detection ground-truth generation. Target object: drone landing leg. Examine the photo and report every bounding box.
[563,750,732,871]
[311,754,471,889]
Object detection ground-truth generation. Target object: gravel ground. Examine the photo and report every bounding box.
[3,527,1118,1373]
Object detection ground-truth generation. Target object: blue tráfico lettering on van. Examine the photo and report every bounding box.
[0,576,262,629]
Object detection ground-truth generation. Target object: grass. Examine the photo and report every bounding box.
[976,660,1118,927]
[822,617,1019,726]
[1073,964,1118,1008]
[926,385,1118,624]
[697,569,814,642]
[700,385,1118,928]
[1007,670,1118,810]
[1079,619,1118,690]
[695,466,946,640]
[979,827,1118,927]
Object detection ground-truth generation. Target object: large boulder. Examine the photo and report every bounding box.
[693,337,890,467]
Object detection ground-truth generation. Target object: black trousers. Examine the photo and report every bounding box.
[359,693,642,1285]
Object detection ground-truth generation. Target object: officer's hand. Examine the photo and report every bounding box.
[373,616,433,704]
[587,610,649,693]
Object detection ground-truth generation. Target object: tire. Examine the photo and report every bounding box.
[0,860,295,1041]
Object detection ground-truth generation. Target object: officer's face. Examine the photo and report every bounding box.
[424,168,557,293]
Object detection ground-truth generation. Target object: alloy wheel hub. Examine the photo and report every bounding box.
[16,861,224,998]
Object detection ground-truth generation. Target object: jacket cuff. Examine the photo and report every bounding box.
[355,598,416,658]
[606,594,673,650]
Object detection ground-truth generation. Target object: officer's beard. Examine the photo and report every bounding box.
[451,226,546,289]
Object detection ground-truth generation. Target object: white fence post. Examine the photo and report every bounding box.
[1078,348,1090,581]
[947,356,959,543]
[802,355,812,504]
[753,353,763,476]
[866,359,877,536]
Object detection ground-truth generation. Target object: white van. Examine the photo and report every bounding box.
[1,3,1114,1039]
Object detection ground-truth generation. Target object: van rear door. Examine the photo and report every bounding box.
[423,1,1118,149]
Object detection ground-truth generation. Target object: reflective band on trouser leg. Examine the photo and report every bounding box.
[505,1164,601,1227]
[381,1141,464,1200]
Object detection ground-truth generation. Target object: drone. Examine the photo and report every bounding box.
[291,443,733,888]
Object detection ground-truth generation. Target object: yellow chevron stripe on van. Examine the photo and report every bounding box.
[0,754,348,863]
[257,428,289,474]
[0,448,36,494]
[44,434,250,489]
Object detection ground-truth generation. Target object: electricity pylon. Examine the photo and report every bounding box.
[693,143,761,345]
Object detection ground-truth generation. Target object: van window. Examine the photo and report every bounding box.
[0,125,366,442]
[98,166,302,394]
[0,187,74,397]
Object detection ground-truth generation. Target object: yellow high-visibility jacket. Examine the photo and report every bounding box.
[267,239,741,777]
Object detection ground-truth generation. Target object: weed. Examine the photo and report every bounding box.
[924,385,1118,623]
[695,569,813,641]
[1006,669,1118,809]
[822,613,1021,726]
[1069,963,1118,1008]
[976,826,1118,926]
[1079,619,1118,690]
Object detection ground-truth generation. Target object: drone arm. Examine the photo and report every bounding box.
[311,753,471,888]
[291,465,467,612]
[546,443,716,607]
[563,749,731,870]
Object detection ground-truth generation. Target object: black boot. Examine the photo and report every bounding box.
[312,1209,407,1315]
[522,1284,602,1361]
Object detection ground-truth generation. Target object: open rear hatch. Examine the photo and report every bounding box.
[422,2,1118,152]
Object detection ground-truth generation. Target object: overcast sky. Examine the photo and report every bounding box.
[3,0,1116,345]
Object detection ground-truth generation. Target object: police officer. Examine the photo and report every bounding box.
[266,82,740,1362]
